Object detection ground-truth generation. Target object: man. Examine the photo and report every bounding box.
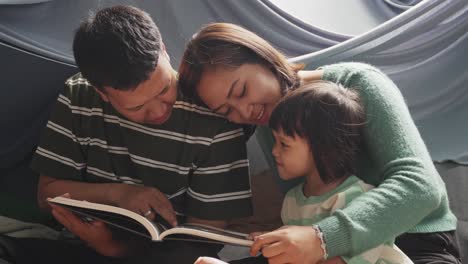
[0,5,252,264]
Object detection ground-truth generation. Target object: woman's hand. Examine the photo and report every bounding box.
[250,225,324,264]
[49,202,129,257]
[109,184,177,226]
[249,231,268,240]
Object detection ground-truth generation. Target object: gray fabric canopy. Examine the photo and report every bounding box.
[1,0,467,260]
[290,0,468,165]
[1,0,466,165]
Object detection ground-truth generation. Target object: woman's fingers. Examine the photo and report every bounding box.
[249,231,266,240]
[260,241,286,258]
[250,232,283,256]
[267,252,291,264]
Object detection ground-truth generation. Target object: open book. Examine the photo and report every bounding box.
[48,196,253,247]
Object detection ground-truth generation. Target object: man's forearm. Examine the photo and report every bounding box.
[37,175,123,210]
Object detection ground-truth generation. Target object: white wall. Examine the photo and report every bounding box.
[269,0,393,36]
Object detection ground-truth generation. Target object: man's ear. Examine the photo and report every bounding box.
[161,42,170,62]
[94,87,109,102]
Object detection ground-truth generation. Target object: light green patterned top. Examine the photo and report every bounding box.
[282,176,412,264]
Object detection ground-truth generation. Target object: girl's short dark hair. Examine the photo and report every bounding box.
[73,5,162,90]
[269,81,365,183]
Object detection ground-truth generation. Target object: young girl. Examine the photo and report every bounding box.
[179,23,460,263]
[196,81,413,264]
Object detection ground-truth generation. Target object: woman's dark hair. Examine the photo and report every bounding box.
[73,5,162,90]
[178,23,304,104]
[269,81,366,183]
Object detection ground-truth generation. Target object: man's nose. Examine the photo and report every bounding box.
[147,100,167,119]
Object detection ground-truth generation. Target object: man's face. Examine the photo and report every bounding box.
[98,53,177,125]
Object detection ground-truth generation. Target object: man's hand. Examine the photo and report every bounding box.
[109,184,177,226]
[49,202,129,257]
[39,175,177,226]
[250,225,324,264]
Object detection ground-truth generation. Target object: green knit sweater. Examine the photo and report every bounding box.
[256,62,457,258]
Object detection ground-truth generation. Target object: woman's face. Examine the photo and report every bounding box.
[196,64,282,125]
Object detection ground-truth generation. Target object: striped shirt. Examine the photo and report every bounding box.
[31,73,252,220]
[282,176,413,264]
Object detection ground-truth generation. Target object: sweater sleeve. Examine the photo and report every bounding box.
[318,62,445,257]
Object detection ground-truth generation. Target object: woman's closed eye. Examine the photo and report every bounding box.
[238,84,247,98]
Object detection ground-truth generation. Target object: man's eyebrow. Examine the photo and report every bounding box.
[212,79,239,112]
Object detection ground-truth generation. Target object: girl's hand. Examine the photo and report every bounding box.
[194,257,228,264]
[250,225,324,264]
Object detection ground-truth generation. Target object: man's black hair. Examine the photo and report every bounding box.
[73,5,162,90]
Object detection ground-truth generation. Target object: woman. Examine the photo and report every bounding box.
[178,23,461,264]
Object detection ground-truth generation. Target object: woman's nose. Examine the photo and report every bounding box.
[236,100,253,120]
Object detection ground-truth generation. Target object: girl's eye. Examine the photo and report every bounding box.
[281,142,289,148]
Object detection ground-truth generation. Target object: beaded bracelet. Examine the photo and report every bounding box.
[312,225,328,261]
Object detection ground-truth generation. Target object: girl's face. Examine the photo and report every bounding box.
[271,128,316,180]
[196,64,282,125]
